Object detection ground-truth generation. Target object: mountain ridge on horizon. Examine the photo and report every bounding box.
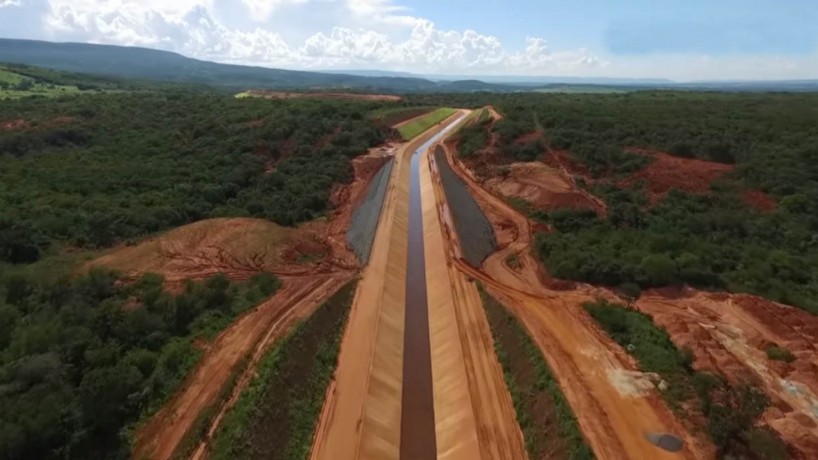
[1,38,816,92]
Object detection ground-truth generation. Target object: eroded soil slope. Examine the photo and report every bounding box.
[447,138,816,457]
[440,143,710,459]
[638,288,818,457]
[88,218,328,285]
[486,161,605,214]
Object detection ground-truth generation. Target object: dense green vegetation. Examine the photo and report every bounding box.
[481,286,594,460]
[414,92,818,314]
[0,93,389,264]
[209,281,356,460]
[455,112,492,158]
[0,268,280,460]
[584,300,788,459]
[396,107,455,140]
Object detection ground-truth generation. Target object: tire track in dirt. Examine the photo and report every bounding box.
[436,143,709,460]
[132,273,353,460]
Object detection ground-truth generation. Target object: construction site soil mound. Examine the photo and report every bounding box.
[620,149,733,202]
[347,158,394,264]
[433,145,497,267]
[245,90,401,102]
[88,218,328,285]
[486,161,605,214]
[637,288,818,458]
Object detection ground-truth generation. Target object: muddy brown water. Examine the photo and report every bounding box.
[400,114,468,460]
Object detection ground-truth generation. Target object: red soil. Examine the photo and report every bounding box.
[246,90,401,102]
[620,149,733,202]
[486,162,605,214]
[543,148,592,177]
[447,139,818,457]
[132,142,391,459]
[743,189,778,212]
[637,289,818,458]
[1,118,27,130]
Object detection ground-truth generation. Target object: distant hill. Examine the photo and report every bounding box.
[0,38,522,93]
[1,38,816,93]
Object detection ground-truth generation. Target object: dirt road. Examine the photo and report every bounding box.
[438,143,711,460]
[132,273,353,460]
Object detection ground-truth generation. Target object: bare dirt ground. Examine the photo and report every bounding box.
[439,143,711,460]
[486,162,606,214]
[445,137,818,457]
[131,134,398,459]
[620,148,733,202]
[245,90,401,102]
[88,218,330,286]
[637,288,818,458]
[133,273,353,460]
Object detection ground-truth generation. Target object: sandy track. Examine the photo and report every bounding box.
[132,273,352,460]
[438,144,710,460]
[310,112,468,460]
[423,146,527,459]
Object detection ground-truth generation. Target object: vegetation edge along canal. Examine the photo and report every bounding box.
[207,280,357,460]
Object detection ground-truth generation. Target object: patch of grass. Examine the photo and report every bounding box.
[584,299,788,459]
[396,107,456,140]
[505,253,522,270]
[480,285,595,460]
[0,68,24,84]
[208,280,357,460]
[370,105,436,126]
[474,107,492,124]
[764,344,795,363]
[0,68,101,99]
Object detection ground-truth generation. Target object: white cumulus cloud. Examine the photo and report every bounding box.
[34,0,601,75]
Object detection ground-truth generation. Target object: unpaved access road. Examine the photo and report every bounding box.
[133,273,353,460]
[436,143,711,460]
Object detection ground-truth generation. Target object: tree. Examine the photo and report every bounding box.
[618,283,642,307]
[638,254,678,287]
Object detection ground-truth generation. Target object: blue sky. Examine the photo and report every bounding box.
[1,0,816,80]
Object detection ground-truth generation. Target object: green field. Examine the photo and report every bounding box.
[0,67,105,99]
[396,107,456,140]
